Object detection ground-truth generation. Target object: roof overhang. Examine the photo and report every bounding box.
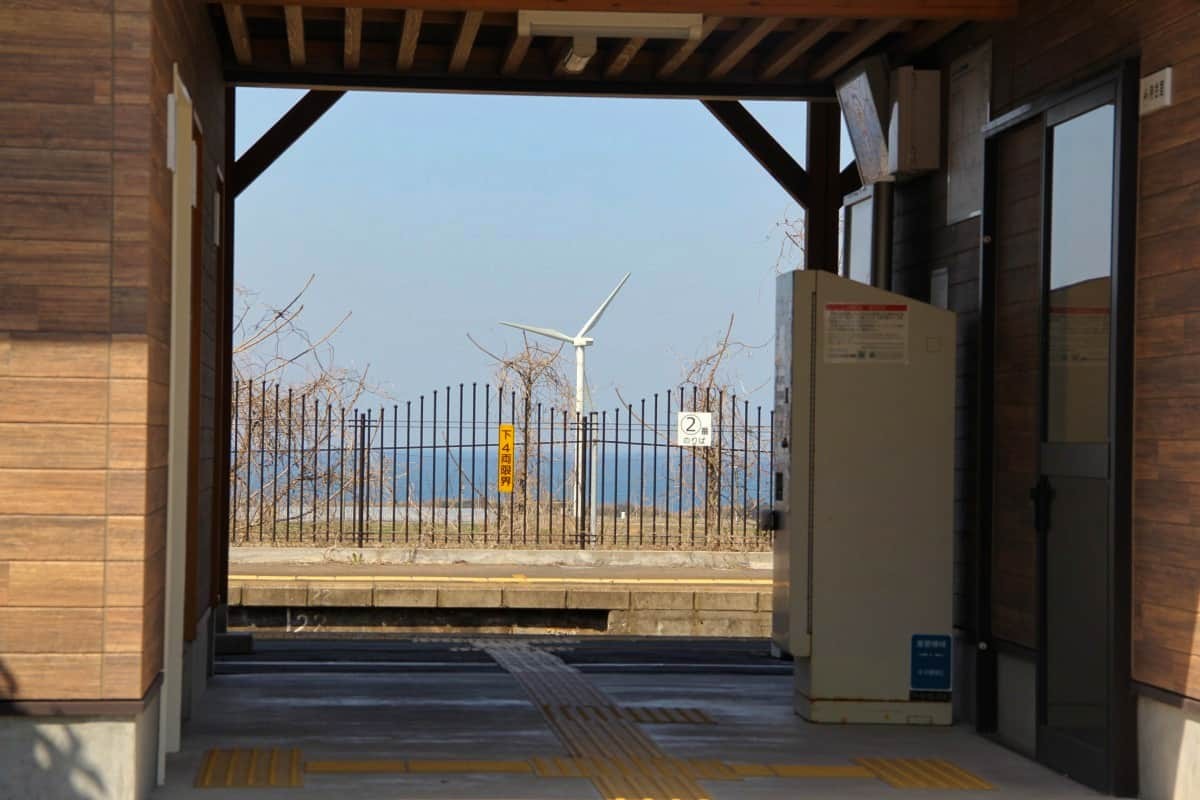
[208,0,1017,97]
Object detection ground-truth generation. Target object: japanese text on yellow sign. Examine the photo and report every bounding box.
[498,424,515,493]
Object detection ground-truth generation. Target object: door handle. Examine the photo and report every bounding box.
[1029,476,1055,533]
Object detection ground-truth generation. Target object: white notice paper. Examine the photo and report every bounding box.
[824,304,909,364]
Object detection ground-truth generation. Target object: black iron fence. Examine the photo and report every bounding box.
[230,380,775,551]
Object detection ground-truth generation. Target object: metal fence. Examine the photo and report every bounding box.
[230,380,775,551]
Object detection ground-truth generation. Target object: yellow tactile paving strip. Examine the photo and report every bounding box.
[194,748,303,788]
[480,640,715,800]
[195,750,995,792]
[857,757,995,789]
[547,704,714,725]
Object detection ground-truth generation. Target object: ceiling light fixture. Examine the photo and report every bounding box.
[561,35,597,74]
[518,11,702,76]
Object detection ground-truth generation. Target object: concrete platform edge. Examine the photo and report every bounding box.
[231,547,772,570]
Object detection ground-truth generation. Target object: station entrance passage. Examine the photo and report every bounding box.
[161,636,1100,799]
[165,3,1139,799]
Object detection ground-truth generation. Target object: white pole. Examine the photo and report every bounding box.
[582,347,598,538]
[574,344,585,532]
[575,345,585,415]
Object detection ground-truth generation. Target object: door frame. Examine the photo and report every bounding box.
[976,60,1138,795]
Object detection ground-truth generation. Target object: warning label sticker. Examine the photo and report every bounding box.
[824,303,909,364]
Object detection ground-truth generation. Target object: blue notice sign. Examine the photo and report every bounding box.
[910,634,952,692]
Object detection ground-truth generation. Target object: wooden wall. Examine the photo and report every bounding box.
[894,0,1200,701]
[0,0,223,703]
[151,0,226,654]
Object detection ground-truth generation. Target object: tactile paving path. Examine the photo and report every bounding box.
[548,704,714,724]
[480,640,716,800]
[193,640,995,794]
[194,748,304,788]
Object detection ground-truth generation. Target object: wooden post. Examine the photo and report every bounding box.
[805,102,841,272]
[215,86,237,623]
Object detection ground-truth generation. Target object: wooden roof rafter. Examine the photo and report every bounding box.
[658,15,722,78]
[501,30,533,75]
[284,5,306,66]
[208,1,1008,95]
[449,10,483,73]
[888,19,962,62]
[344,7,362,69]
[605,37,646,79]
[395,8,423,70]
[708,16,784,79]
[809,17,904,80]
[221,2,253,65]
[758,18,838,80]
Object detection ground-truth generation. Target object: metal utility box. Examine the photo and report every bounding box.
[888,66,941,176]
[771,269,955,725]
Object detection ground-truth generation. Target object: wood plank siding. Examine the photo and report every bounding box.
[893,0,1200,701]
[0,0,225,702]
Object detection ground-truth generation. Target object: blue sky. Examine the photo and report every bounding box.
[234,89,843,409]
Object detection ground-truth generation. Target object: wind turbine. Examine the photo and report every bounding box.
[500,272,631,533]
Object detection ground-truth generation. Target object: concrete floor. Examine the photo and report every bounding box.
[159,637,1104,799]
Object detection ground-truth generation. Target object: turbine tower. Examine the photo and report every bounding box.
[500,272,631,533]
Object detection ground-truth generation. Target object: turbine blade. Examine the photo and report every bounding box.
[500,321,575,343]
[576,272,631,339]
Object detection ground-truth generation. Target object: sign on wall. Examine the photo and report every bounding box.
[947,42,991,225]
[824,303,909,364]
[910,634,953,698]
[498,424,515,493]
[677,412,713,447]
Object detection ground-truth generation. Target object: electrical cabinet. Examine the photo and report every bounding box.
[771,269,956,725]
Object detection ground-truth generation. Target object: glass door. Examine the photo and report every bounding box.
[1033,85,1129,793]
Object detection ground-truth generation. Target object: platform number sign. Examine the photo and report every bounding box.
[677,412,713,447]
[498,424,515,493]
[910,634,952,701]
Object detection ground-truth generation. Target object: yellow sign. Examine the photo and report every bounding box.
[498,424,515,493]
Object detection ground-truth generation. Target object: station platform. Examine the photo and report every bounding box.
[226,561,774,637]
[159,636,1103,799]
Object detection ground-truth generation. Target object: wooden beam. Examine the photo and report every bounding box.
[449,10,483,73]
[221,3,253,65]
[233,90,345,197]
[216,85,236,611]
[708,17,783,79]
[224,66,834,99]
[605,37,646,79]
[344,7,362,69]
[702,100,809,207]
[840,161,862,198]
[284,5,306,67]
[809,18,903,81]
[758,18,838,80]
[889,19,961,62]
[501,32,532,75]
[208,0,1020,21]
[805,101,841,270]
[396,9,422,70]
[659,15,722,78]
